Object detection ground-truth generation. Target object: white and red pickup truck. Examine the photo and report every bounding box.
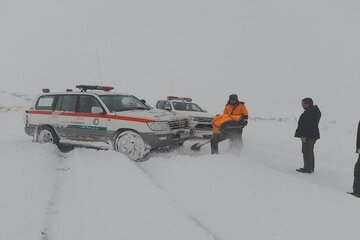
[155,96,214,139]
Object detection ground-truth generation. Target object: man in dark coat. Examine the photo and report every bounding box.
[351,121,360,197]
[295,98,321,173]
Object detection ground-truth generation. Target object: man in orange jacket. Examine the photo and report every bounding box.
[211,94,249,154]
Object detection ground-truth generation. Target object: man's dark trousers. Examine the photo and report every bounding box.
[353,155,360,194]
[302,139,316,171]
[211,128,243,155]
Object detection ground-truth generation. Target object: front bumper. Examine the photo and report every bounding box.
[193,129,213,139]
[191,122,213,139]
[140,129,193,149]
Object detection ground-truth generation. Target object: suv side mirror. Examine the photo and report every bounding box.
[91,106,104,114]
[203,109,208,113]
[140,99,146,104]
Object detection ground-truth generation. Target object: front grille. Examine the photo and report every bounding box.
[168,118,190,130]
[192,117,213,123]
[195,123,212,130]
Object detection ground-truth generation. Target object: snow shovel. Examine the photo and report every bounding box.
[191,125,244,151]
[191,139,212,151]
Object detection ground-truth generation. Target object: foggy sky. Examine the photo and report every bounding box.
[1,0,359,111]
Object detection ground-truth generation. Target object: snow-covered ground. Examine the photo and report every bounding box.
[1,93,359,240]
[1,0,360,239]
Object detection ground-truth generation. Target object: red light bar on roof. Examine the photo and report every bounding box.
[167,96,192,102]
[76,85,114,92]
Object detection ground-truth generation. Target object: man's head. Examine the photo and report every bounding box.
[228,94,239,105]
[301,97,313,110]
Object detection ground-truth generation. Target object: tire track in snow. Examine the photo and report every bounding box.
[135,163,224,240]
[40,152,70,240]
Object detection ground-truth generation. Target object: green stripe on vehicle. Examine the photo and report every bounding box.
[67,125,107,131]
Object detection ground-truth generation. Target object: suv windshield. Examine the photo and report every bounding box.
[172,102,204,112]
[99,95,149,112]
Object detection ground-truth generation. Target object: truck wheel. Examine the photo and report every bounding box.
[114,131,149,161]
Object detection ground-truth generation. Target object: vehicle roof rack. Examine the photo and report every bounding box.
[76,85,114,92]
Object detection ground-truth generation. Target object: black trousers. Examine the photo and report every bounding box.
[353,155,360,194]
[301,139,316,171]
[211,128,243,155]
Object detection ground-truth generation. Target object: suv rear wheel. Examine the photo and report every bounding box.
[37,126,74,153]
[38,126,59,144]
[114,131,149,161]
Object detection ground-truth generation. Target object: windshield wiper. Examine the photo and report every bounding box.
[115,108,133,112]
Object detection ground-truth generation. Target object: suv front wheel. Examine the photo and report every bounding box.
[114,130,149,161]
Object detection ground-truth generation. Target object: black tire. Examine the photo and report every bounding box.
[37,126,59,145]
[114,130,149,161]
[37,126,74,153]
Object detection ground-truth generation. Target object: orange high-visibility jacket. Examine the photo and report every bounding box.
[212,103,249,134]
[223,103,249,122]
[212,114,234,134]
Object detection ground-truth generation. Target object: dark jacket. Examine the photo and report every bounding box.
[357,121,360,153]
[295,105,321,139]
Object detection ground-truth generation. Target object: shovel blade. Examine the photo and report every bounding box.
[191,143,202,151]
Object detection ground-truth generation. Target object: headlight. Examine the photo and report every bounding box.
[147,121,170,131]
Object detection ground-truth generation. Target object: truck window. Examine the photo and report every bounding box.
[156,101,165,109]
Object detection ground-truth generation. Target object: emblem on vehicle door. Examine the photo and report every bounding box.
[93,118,100,125]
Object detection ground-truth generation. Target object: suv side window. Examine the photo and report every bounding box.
[54,95,63,111]
[60,95,77,112]
[36,95,55,110]
[79,95,103,113]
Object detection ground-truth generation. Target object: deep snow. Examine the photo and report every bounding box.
[1,0,360,239]
[1,92,360,240]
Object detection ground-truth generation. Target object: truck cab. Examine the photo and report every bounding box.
[155,96,214,139]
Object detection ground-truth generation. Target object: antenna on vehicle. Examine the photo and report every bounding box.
[96,46,102,84]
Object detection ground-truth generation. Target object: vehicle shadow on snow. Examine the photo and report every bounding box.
[147,140,213,159]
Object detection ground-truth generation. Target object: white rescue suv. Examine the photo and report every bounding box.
[24,85,192,160]
[155,96,214,139]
